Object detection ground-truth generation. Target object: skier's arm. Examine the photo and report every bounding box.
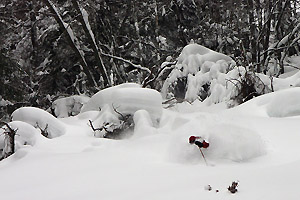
[195,140,209,148]
[195,141,203,148]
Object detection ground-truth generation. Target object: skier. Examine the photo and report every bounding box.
[189,136,210,166]
[189,136,209,149]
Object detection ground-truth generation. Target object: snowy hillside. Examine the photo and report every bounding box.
[1,86,300,200]
[2,1,300,199]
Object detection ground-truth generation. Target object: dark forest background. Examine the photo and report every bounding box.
[1,0,300,119]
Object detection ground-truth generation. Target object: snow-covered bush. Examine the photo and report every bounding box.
[12,107,66,138]
[160,43,282,107]
[84,83,163,138]
[82,83,163,124]
[110,87,163,123]
[52,95,90,118]
[0,121,40,159]
[89,104,135,139]
[226,67,271,107]
[81,83,141,113]
[161,43,235,103]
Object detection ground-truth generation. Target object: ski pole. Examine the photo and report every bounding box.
[199,148,208,166]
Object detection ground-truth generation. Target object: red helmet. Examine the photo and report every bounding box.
[189,136,198,144]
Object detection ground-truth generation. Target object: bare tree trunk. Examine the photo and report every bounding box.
[255,0,262,72]
[71,0,111,87]
[247,0,257,70]
[262,0,273,72]
[29,3,38,69]
[43,0,98,88]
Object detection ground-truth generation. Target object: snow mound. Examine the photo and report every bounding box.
[166,119,266,163]
[133,110,156,138]
[81,83,141,113]
[52,95,90,118]
[230,87,300,118]
[267,88,300,117]
[12,107,66,138]
[0,121,41,157]
[82,83,162,123]
[205,124,266,161]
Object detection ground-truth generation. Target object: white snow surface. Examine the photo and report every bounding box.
[2,87,300,199]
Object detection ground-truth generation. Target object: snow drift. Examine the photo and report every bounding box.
[229,87,300,118]
[267,88,300,117]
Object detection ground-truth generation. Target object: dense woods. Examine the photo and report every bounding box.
[1,0,300,119]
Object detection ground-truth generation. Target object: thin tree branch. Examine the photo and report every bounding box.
[101,51,151,73]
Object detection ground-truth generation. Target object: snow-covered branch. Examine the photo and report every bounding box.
[101,51,151,74]
[142,61,176,88]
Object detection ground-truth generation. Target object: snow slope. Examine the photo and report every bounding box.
[1,88,300,200]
